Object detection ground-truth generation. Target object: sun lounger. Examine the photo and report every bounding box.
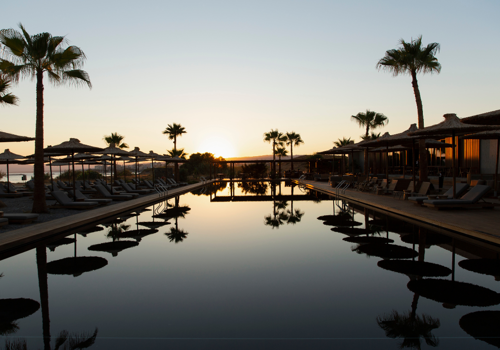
[68,189,112,206]
[57,181,74,191]
[0,185,23,198]
[117,180,152,195]
[376,180,398,195]
[422,185,493,209]
[409,183,469,205]
[95,184,135,201]
[5,182,33,196]
[1,213,38,224]
[51,191,100,209]
[168,178,187,187]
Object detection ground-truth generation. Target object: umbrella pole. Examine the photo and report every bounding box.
[412,141,416,185]
[135,157,138,186]
[386,144,389,189]
[495,138,499,195]
[81,162,85,184]
[49,156,54,191]
[123,160,126,182]
[151,158,154,183]
[6,160,9,193]
[452,131,456,199]
[72,152,76,200]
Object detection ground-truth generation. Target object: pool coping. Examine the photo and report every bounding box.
[295,179,500,245]
[0,182,210,254]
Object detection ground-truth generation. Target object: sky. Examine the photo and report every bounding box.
[2,0,499,164]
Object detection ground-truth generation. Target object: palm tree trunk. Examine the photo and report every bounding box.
[411,70,429,182]
[290,144,294,171]
[272,141,276,178]
[32,69,48,213]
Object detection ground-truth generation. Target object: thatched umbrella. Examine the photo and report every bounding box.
[409,114,500,198]
[462,130,500,194]
[127,147,149,185]
[0,131,34,143]
[0,149,25,192]
[95,143,129,189]
[461,109,500,126]
[160,155,186,181]
[44,139,103,199]
[146,151,162,183]
[116,156,133,182]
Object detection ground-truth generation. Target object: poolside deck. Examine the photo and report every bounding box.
[0,181,210,255]
[294,179,500,245]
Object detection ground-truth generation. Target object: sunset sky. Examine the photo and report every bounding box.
[2,0,499,163]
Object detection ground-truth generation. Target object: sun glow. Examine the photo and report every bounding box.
[198,138,237,159]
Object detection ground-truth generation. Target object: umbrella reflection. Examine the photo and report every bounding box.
[460,311,500,348]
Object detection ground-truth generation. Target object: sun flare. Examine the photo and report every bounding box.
[199,138,237,158]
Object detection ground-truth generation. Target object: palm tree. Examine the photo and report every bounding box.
[284,132,304,171]
[163,123,186,151]
[0,74,18,106]
[275,147,288,178]
[103,132,128,176]
[377,36,441,181]
[334,137,352,147]
[264,129,286,178]
[0,24,91,213]
[351,110,388,139]
[361,132,381,141]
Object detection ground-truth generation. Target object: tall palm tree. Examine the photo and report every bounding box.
[163,123,186,151]
[264,129,286,178]
[275,146,288,178]
[377,36,441,181]
[351,110,388,139]
[285,132,304,171]
[103,132,128,176]
[0,74,18,106]
[0,24,91,213]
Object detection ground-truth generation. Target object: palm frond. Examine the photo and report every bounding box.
[63,69,92,87]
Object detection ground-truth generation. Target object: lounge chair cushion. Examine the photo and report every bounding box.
[423,185,491,207]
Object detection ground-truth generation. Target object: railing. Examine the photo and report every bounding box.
[154,184,169,198]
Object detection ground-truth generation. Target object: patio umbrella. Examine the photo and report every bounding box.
[462,130,500,195]
[44,139,103,199]
[409,114,500,198]
[146,150,162,183]
[116,156,133,182]
[127,147,149,185]
[343,236,394,244]
[461,109,500,126]
[95,144,129,191]
[73,153,96,183]
[88,241,138,257]
[0,298,40,335]
[0,149,25,192]
[47,256,108,277]
[0,131,34,143]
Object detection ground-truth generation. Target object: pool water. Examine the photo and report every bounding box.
[1,181,499,349]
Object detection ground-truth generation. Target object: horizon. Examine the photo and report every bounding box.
[1,0,499,161]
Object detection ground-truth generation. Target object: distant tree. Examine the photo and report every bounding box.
[284,132,304,171]
[351,110,388,139]
[264,129,286,178]
[334,137,352,147]
[241,163,268,179]
[275,147,288,177]
[167,148,187,181]
[163,123,186,151]
[377,35,441,181]
[361,132,381,141]
[182,152,226,178]
[0,24,91,213]
[103,132,128,175]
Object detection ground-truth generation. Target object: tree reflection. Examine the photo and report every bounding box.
[238,181,268,195]
[106,223,131,241]
[376,229,440,349]
[164,197,189,243]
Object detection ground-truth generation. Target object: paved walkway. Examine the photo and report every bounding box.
[295,180,500,245]
[0,182,209,254]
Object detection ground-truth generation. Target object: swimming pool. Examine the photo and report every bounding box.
[1,181,499,349]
